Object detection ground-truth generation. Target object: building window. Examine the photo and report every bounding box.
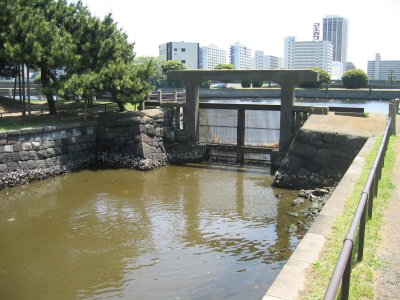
[181,60,186,63]
[174,48,177,51]
[181,48,186,52]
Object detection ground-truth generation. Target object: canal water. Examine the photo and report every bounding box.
[0,165,308,300]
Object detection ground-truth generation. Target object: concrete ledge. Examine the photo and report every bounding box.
[262,136,377,299]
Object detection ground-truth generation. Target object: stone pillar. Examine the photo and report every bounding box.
[184,81,200,143]
[280,84,295,152]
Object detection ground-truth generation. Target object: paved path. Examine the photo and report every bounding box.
[373,120,400,299]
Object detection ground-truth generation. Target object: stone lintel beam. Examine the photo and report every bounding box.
[167,69,318,87]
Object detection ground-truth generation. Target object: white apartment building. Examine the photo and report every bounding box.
[229,41,251,69]
[367,53,400,81]
[253,51,280,69]
[199,44,227,69]
[323,15,349,66]
[159,42,199,69]
[284,36,333,74]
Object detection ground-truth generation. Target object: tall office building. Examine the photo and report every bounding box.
[284,36,333,74]
[159,42,199,69]
[253,51,280,69]
[368,53,400,80]
[199,44,227,69]
[229,41,251,69]
[323,15,349,66]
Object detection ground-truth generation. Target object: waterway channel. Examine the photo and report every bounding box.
[0,164,309,300]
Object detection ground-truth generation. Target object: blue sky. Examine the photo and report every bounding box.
[79,0,400,71]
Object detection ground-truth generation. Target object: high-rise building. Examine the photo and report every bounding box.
[199,44,227,69]
[253,51,280,69]
[284,36,333,74]
[368,53,400,80]
[323,15,349,66]
[159,42,199,69]
[229,41,251,69]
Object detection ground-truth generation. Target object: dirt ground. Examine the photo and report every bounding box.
[373,121,400,299]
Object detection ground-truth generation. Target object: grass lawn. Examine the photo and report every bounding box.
[0,96,140,132]
[301,136,397,299]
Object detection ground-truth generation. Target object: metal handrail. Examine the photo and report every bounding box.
[324,116,392,300]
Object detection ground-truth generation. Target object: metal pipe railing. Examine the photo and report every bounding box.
[324,116,393,300]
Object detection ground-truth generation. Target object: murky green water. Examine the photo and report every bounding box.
[0,164,305,300]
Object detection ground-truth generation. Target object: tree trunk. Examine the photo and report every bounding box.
[21,64,26,117]
[116,100,126,112]
[40,65,57,115]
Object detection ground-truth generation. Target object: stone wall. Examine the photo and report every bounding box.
[273,128,367,189]
[0,122,98,188]
[0,109,176,189]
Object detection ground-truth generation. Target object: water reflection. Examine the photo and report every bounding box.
[0,165,306,300]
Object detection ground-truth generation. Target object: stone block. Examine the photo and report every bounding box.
[72,128,82,137]
[11,152,20,162]
[154,127,163,138]
[41,141,54,150]
[29,151,38,160]
[146,125,155,137]
[0,163,8,172]
[44,158,54,167]
[6,161,19,171]
[37,150,48,159]
[18,161,27,169]
[283,154,303,172]
[46,148,56,157]
[0,153,11,163]
[36,160,46,169]
[13,143,23,152]
[31,142,41,151]
[314,149,333,166]
[19,151,31,161]
[26,160,38,170]
[73,145,82,153]
[4,145,13,152]
[42,132,53,141]
[34,134,42,142]
[291,140,317,161]
[323,132,335,143]
[86,127,95,135]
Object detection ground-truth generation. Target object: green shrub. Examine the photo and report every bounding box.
[299,67,331,88]
[241,80,251,88]
[200,80,211,88]
[342,69,369,89]
[252,80,264,88]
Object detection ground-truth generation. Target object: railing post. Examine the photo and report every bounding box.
[358,194,368,261]
[158,90,162,102]
[174,89,178,101]
[340,250,352,300]
[237,109,245,164]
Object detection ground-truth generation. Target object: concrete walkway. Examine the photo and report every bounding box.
[373,122,400,299]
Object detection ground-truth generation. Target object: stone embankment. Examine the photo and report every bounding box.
[273,128,367,189]
[0,109,192,190]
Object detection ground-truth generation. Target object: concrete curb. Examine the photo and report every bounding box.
[262,137,377,300]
